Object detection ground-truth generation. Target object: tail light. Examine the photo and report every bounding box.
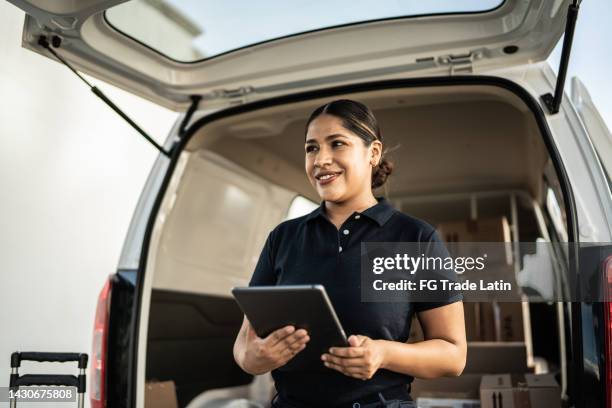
[91,277,112,408]
[604,256,612,408]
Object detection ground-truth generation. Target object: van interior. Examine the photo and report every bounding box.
[140,84,570,407]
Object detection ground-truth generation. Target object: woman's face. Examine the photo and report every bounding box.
[305,114,381,203]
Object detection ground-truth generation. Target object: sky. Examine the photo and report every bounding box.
[169,0,504,57]
[548,0,612,132]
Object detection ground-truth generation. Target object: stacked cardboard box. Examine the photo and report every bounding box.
[434,216,524,341]
[412,374,482,400]
[464,343,530,374]
[436,216,512,243]
[411,373,561,408]
[437,216,519,299]
[145,381,178,408]
[409,216,551,406]
[480,374,561,408]
[465,302,524,342]
[436,216,513,265]
[411,342,531,398]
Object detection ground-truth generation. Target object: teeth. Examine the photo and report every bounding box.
[318,173,336,180]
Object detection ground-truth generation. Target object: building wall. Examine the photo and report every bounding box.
[0,3,177,407]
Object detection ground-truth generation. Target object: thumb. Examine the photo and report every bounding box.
[348,335,365,347]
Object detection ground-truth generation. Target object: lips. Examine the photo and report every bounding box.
[315,171,342,185]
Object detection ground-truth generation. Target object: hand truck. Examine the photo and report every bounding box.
[9,351,88,408]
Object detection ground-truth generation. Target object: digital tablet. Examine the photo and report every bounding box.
[231,284,349,371]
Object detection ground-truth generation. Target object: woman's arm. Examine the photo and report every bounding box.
[233,315,310,375]
[322,302,466,380]
[379,301,467,378]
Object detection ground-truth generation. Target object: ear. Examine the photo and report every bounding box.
[370,140,383,166]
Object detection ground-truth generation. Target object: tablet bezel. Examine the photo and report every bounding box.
[231,284,349,370]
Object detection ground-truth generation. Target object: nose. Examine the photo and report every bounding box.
[313,146,332,168]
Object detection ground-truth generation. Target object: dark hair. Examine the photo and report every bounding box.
[305,99,394,189]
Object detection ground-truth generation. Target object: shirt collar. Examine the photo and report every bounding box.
[304,196,395,227]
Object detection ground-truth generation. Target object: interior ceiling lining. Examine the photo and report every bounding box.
[185,84,547,203]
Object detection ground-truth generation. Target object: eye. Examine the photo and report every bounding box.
[305,145,318,153]
[331,140,345,148]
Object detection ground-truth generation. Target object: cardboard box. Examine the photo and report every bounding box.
[479,303,497,342]
[480,374,560,408]
[472,302,524,342]
[460,263,520,303]
[411,374,482,399]
[464,302,480,341]
[436,217,513,266]
[463,302,523,342]
[437,217,512,243]
[496,302,524,342]
[145,381,178,408]
[462,302,496,342]
[465,343,530,374]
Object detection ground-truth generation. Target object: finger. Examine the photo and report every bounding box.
[284,340,307,356]
[322,354,365,368]
[265,325,295,347]
[322,360,346,375]
[323,361,366,377]
[348,335,362,347]
[289,331,310,348]
[328,346,365,358]
[271,329,309,354]
[356,335,368,346]
[278,342,307,363]
[285,328,309,344]
[273,337,309,358]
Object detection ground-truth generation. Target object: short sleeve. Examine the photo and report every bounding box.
[248,229,278,287]
[413,229,464,313]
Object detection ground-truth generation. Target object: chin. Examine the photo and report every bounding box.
[317,188,346,203]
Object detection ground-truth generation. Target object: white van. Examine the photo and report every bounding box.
[7,0,612,407]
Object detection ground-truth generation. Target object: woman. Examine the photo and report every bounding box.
[233,99,466,408]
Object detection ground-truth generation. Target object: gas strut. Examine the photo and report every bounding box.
[540,0,581,114]
[37,35,200,158]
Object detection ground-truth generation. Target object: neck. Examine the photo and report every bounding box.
[324,192,378,227]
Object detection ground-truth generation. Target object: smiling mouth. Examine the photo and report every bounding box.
[315,172,342,185]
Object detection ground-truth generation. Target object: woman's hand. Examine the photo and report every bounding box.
[241,322,310,375]
[321,335,387,380]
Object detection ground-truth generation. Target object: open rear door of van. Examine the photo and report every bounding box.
[8,0,571,111]
[571,77,612,181]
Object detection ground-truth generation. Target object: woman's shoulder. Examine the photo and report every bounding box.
[268,213,311,238]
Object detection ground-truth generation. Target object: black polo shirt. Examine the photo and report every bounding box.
[248,197,463,407]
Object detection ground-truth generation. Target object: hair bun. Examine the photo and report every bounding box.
[372,157,394,189]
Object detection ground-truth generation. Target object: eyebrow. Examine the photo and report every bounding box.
[305,133,348,144]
